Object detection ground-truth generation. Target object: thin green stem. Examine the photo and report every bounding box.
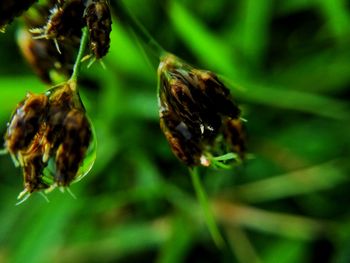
[189,167,225,248]
[70,27,89,83]
[110,0,165,59]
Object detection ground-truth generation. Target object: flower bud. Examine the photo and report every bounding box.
[158,54,245,166]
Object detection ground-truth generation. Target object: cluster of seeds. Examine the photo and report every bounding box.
[158,54,245,166]
[11,0,112,84]
[4,81,93,201]
[0,0,107,201]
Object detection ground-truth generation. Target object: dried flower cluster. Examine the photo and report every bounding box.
[11,0,112,84]
[158,54,245,167]
[4,81,93,200]
[30,0,112,58]
[1,0,110,202]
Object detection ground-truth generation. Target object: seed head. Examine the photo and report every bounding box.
[84,0,112,59]
[158,54,245,166]
[3,81,94,199]
[30,0,85,41]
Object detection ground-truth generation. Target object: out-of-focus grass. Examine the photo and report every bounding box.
[0,0,350,262]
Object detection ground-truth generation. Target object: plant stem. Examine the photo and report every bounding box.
[70,27,89,84]
[189,167,225,248]
[110,0,165,59]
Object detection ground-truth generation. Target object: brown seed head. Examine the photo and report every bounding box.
[84,0,112,59]
[31,0,85,41]
[158,54,245,166]
[4,81,93,197]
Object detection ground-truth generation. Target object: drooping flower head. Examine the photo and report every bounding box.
[4,81,95,201]
[158,54,245,167]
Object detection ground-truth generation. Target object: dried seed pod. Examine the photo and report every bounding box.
[158,54,245,166]
[0,0,38,29]
[84,0,112,59]
[55,109,92,186]
[4,93,48,156]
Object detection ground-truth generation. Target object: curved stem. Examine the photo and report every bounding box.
[110,0,166,59]
[189,167,225,248]
[70,27,89,84]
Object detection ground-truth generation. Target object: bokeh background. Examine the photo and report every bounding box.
[1,0,350,262]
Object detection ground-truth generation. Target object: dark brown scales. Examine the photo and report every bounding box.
[160,110,202,166]
[21,131,50,193]
[55,109,92,186]
[32,0,85,41]
[5,93,48,155]
[49,0,85,39]
[84,0,112,59]
[44,87,75,151]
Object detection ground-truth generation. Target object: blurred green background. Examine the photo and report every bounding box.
[1,0,350,262]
